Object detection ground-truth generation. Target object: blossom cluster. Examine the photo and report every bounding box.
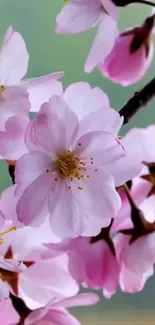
[0,1,155,324]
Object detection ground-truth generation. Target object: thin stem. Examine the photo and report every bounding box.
[135,0,155,7]
[119,76,155,124]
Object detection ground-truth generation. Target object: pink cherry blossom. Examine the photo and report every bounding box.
[0,298,19,325]
[0,26,64,112]
[24,293,99,325]
[43,234,119,299]
[15,94,125,238]
[111,125,155,285]
[0,220,78,309]
[56,1,118,72]
[99,15,155,85]
[112,125,155,232]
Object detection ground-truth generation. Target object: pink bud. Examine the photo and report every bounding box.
[99,15,155,86]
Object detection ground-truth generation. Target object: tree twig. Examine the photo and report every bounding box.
[119,76,155,124]
[10,293,31,324]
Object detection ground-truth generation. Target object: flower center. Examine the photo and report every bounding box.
[50,150,98,190]
[54,151,83,179]
[0,226,17,245]
[0,85,5,96]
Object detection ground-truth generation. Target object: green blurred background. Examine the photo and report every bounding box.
[0,1,155,324]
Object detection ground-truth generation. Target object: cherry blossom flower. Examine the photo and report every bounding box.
[112,125,155,232]
[111,125,155,288]
[24,293,99,325]
[0,26,64,112]
[99,14,155,85]
[0,220,78,309]
[56,1,118,72]
[15,94,126,238]
[43,224,119,299]
[0,298,19,325]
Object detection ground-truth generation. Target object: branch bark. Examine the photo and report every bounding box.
[119,76,155,124]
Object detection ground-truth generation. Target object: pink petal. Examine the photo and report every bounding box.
[0,86,30,131]
[79,108,123,138]
[69,250,87,283]
[140,195,155,223]
[56,3,100,34]
[0,116,28,160]
[0,279,9,301]
[101,0,117,20]
[123,233,155,273]
[0,257,26,272]
[105,128,146,186]
[85,13,118,72]
[44,308,81,325]
[139,125,155,162]
[54,293,99,308]
[24,302,53,325]
[71,170,121,222]
[84,241,119,296]
[17,172,52,226]
[49,181,85,238]
[25,121,41,152]
[19,254,79,309]
[64,82,110,121]
[75,131,125,166]
[0,298,19,324]
[0,26,29,85]
[120,263,154,293]
[0,185,23,227]
[21,73,64,112]
[33,95,79,154]
[15,151,52,188]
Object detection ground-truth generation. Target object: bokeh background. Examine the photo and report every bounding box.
[0,1,155,324]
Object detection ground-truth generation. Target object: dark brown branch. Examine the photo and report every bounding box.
[119,76,155,124]
[10,293,31,324]
[8,164,15,184]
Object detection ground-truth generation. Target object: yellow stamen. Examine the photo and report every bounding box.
[0,85,5,96]
[0,227,17,246]
[0,226,17,237]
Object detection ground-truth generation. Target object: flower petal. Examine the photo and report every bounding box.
[0,26,29,85]
[0,116,28,160]
[71,170,121,222]
[15,151,52,188]
[120,263,153,293]
[56,3,100,34]
[79,107,123,137]
[17,172,51,226]
[64,82,110,121]
[123,233,155,273]
[49,181,85,238]
[21,73,64,112]
[0,279,9,301]
[105,128,145,186]
[0,86,30,131]
[75,131,125,166]
[54,293,99,308]
[33,95,79,154]
[85,14,118,72]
